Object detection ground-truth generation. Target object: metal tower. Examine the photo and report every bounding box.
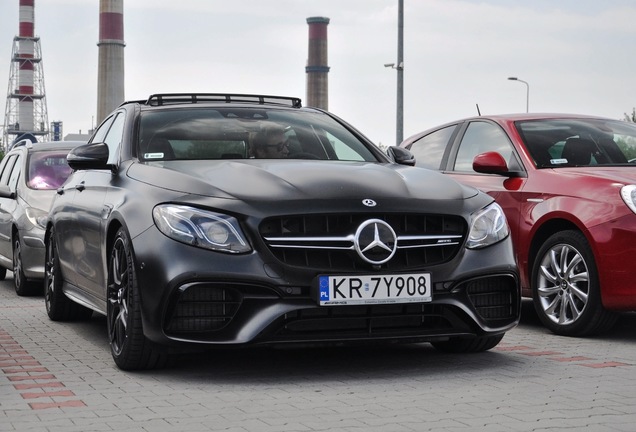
[3,0,49,148]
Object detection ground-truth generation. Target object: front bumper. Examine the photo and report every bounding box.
[20,229,46,279]
[132,226,520,347]
[589,213,636,310]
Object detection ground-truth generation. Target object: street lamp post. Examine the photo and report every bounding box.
[508,77,529,113]
[385,0,404,146]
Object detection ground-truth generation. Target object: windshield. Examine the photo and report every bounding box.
[516,118,636,168]
[137,107,378,163]
[27,150,73,190]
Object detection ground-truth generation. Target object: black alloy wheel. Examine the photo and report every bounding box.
[44,227,92,321]
[107,227,166,370]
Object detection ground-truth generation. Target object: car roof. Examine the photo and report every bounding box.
[9,140,84,153]
[120,93,303,110]
[403,113,618,144]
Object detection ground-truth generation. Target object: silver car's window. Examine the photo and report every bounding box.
[0,155,18,186]
[7,154,22,192]
[137,108,378,162]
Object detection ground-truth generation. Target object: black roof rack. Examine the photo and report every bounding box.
[142,93,302,108]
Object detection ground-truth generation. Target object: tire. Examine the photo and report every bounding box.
[531,230,617,336]
[431,334,504,353]
[107,227,167,371]
[44,227,93,321]
[13,237,41,296]
[0,266,6,281]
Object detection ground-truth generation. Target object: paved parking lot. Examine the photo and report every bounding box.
[1,275,635,432]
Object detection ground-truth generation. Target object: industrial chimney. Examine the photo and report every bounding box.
[2,0,49,146]
[96,0,125,124]
[305,17,330,110]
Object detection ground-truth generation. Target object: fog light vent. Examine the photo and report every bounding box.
[166,285,241,334]
[466,276,517,321]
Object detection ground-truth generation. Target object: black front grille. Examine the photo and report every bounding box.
[466,275,518,322]
[269,303,469,341]
[260,213,466,271]
[165,284,242,334]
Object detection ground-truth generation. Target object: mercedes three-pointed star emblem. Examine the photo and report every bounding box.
[354,219,397,265]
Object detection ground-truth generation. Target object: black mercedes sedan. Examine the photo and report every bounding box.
[44,93,520,370]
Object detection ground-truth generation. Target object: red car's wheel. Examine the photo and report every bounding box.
[532,230,617,336]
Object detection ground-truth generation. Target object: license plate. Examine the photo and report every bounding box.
[318,273,432,306]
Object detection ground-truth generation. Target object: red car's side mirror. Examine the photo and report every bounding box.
[473,151,511,175]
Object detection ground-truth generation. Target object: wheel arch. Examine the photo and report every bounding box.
[528,218,583,284]
[106,219,125,260]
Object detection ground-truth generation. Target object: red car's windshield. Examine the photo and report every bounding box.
[516,119,636,168]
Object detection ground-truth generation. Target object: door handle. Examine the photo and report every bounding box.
[75,182,86,192]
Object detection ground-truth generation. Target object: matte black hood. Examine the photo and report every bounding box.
[127,160,479,202]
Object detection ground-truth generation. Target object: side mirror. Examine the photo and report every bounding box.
[387,146,416,166]
[67,142,110,171]
[0,185,15,199]
[473,151,508,174]
[473,151,525,178]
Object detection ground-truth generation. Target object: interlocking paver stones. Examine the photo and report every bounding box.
[1,279,636,431]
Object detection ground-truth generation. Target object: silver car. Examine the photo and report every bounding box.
[0,140,81,295]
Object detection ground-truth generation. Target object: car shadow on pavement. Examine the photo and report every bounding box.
[74,299,636,377]
[518,298,636,343]
[160,343,521,383]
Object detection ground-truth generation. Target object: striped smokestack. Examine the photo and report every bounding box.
[3,0,48,145]
[305,17,330,110]
[17,0,35,132]
[96,0,125,124]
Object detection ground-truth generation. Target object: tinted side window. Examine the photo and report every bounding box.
[407,125,456,170]
[91,115,115,144]
[0,154,18,185]
[104,113,125,164]
[454,122,519,172]
[7,154,23,192]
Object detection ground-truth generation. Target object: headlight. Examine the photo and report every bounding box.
[153,204,251,253]
[466,202,509,249]
[25,207,48,229]
[621,185,636,214]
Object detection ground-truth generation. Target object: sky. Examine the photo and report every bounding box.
[1,0,636,147]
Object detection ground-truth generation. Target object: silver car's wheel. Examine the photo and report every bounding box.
[532,230,617,336]
[107,227,167,370]
[13,238,40,296]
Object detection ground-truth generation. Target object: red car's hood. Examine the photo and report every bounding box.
[559,166,636,185]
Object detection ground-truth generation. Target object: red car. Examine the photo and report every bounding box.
[401,114,636,336]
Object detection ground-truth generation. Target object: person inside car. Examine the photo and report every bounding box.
[250,123,290,158]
